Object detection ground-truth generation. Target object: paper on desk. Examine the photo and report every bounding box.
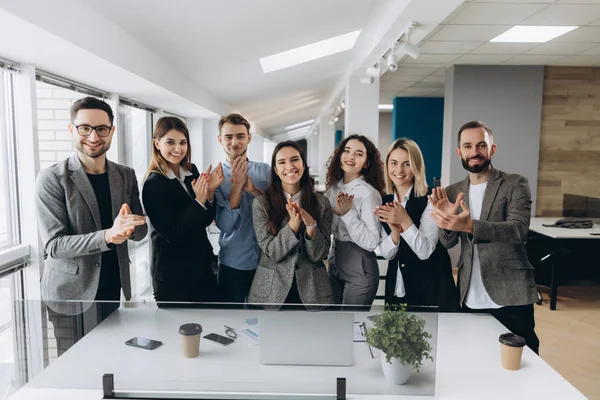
[236,317,260,347]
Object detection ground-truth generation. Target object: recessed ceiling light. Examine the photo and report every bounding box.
[260,30,362,73]
[285,119,314,130]
[490,26,578,43]
[378,104,393,110]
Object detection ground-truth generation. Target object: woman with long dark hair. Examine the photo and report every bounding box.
[375,138,459,311]
[325,134,385,307]
[248,141,333,309]
[142,116,224,304]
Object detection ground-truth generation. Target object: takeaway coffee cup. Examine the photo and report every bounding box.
[179,323,202,358]
[499,332,526,371]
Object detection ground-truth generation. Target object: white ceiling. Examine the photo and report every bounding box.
[380,0,600,103]
[83,0,382,135]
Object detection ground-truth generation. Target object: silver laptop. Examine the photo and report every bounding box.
[259,311,354,366]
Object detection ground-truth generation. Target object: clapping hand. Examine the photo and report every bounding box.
[286,199,302,233]
[333,192,354,216]
[104,203,146,244]
[208,162,224,192]
[428,187,464,215]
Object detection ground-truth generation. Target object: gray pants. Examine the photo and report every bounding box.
[328,240,379,306]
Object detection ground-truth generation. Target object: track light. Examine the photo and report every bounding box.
[400,22,420,59]
[333,116,339,122]
[387,44,398,72]
[366,63,381,77]
[400,41,420,59]
[340,100,345,109]
[360,76,375,84]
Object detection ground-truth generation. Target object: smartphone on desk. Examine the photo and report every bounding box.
[125,336,163,350]
[204,333,235,346]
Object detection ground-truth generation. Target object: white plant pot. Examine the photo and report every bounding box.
[381,355,412,385]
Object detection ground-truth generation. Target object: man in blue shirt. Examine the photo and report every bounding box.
[215,113,270,304]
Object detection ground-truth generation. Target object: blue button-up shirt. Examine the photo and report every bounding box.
[214,160,270,270]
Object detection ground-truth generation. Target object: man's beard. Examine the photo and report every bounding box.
[76,142,109,158]
[461,156,490,173]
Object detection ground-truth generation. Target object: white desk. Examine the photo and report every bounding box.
[529,217,600,239]
[12,308,584,399]
[529,217,600,310]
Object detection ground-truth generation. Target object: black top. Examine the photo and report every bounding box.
[382,189,459,312]
[87,172,121,299]
[142,164,216,284]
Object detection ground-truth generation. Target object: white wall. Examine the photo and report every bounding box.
[247,134,264,164]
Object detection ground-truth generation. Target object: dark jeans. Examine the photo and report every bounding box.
[217,264,256,305]
[463,303,540,355]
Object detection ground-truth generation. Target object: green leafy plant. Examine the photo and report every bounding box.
[365,304,433,370]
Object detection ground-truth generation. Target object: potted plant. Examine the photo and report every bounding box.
[365,304,433,385]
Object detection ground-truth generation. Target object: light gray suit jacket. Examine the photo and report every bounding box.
[439,167,538,307]
[248,193,334,309]
[35,155,147,304]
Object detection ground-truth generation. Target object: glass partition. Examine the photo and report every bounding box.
[9,301,438,398]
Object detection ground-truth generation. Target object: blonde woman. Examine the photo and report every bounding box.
[375,138,459,311]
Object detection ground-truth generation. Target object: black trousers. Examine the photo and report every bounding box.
[463,303,540,355]
[153,270,219,307]
[217,263,256,305]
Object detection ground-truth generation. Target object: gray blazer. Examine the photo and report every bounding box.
[35,155,147,303]
[248,193,334,309]
[439,167,538,306]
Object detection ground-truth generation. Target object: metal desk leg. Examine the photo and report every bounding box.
[550,262,558,311]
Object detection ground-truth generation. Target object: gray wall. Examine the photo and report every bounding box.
[378,112,393,157]
[442,65,544,214]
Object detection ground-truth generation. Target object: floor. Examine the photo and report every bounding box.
[535,282,600,400]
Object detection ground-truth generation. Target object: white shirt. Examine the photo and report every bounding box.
[284,190,302,205]
[465,182,501,309]
[166,166,209,210]
[326,177,382,252]
[378,186,439,297]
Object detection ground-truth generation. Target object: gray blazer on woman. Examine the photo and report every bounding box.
[248,193,333,308]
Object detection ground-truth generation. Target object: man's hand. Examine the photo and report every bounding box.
[104,203,146,245]
[230,156,248,186]
[244,175,263,197]
[428,187,464,215]
[431,200,473,233]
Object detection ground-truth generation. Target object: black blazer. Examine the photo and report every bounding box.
[142,164,216,283]
[382,190,459,312]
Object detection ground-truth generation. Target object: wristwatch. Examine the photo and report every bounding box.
[306,221,317,229]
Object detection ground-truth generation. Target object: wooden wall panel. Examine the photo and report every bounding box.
[537,66,600,217]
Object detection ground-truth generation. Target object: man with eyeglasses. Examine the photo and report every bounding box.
[35,96,147,322]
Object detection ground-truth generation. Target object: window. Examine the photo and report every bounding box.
[35,73,106,170]
[119,101,153,299]
[0,66,20,251]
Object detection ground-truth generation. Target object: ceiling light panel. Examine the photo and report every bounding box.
[260,30,362,73]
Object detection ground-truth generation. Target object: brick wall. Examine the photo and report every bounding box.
[36,82,87,169]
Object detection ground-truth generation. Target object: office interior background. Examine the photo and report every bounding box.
[1,0,600,398]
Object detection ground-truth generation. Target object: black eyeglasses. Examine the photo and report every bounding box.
[72,123,113,137]
[224,325,237,339]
